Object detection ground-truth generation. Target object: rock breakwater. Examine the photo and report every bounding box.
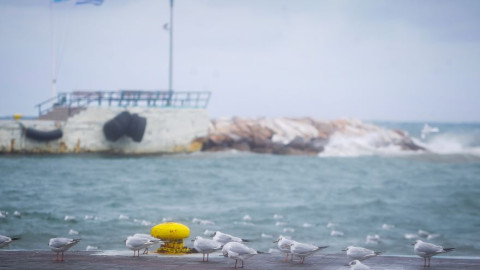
[198,118,424,156]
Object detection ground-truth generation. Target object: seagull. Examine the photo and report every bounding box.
[421,123,439,139]
[289,241,328,264]
[346,260,371,270]
[273,236,295,262]
[342,246,381,262]
[132,234,163,254]
[125,236,157,257]
[212,231,248,245]
[365,234,381,245]
[0,235,20,249]
[49,238,80,262]
[221,241,258,269]
[418,230,430,238]
[192,236,222,262]
[413,240,454,267]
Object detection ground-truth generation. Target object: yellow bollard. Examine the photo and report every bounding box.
[151,222,190,254]
[13,114,22,120]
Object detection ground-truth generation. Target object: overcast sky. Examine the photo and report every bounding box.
[1,0,479,122]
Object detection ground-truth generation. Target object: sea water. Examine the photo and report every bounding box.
[0,122,479,256]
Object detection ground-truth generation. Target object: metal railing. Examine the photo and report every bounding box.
[35,90,211,117]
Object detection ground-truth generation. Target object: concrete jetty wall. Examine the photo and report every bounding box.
[0,107,210,154]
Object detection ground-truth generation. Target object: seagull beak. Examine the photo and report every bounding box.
[344,264,350,266]
[341,249,347,251]
[273,240,279,243]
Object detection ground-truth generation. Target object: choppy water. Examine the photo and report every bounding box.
[1,122,479,256]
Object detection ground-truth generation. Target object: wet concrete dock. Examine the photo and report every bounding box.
[1,251,479,270]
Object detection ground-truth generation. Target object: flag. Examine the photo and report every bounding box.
[76,0,103,5]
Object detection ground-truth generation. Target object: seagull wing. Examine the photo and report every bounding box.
[417,242,444,255]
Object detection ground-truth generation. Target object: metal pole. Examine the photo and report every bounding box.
[168,0,174,93]
[50,0,57,98]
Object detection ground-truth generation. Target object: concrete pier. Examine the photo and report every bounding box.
[0,107,209,154]
[1,251,479,270]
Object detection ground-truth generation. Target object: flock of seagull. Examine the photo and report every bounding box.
[1,230,455,269]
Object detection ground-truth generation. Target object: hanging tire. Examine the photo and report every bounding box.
[25,128,63,142]
[125,114,147,142]
[103,111,132,142]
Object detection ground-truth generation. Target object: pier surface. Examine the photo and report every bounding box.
[1,251,480,270]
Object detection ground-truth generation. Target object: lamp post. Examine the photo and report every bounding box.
[168,0,174,94]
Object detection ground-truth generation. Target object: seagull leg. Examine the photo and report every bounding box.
[284,253,288,262]
[61,252,64,262]
[428,257,431,267]
[202,253,205,262]
[424,257,426,267]
[207,253,209,262]
[241,260,244,268]
[234,259,237,268]
[56,252,59,262]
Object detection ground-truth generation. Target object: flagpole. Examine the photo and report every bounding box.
[168,0,173,93]
[50,0,57,98]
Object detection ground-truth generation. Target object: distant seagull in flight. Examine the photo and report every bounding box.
[421,123,439,139]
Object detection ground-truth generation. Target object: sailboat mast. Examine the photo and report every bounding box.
[50,0,57,98]
[168,0,174,93]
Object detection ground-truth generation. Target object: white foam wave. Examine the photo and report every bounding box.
[319,129,480,158]
[418,133,480,156]
[319,131,412,157]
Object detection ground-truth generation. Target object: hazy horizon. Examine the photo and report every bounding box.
[1,0,479,122]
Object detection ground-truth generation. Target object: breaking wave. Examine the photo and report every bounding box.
[416,132,480,156]
[319,128,480,158]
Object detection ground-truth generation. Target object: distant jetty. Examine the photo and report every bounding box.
[0,91,424,155]
[198,117,424,155]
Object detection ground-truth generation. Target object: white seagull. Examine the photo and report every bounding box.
[212,231,248,245]
[132,234,163,254]
[413,240,454,267]
[192,236,222,262]
[289,241,328,264]
[421,123,439,139]
[222,241,258,269]
[49,238,80,262]
[125,236,157,257]
[342,246,381,262]
[0,235,20,249]
[273,236,295,262]
[346,260,371,270]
